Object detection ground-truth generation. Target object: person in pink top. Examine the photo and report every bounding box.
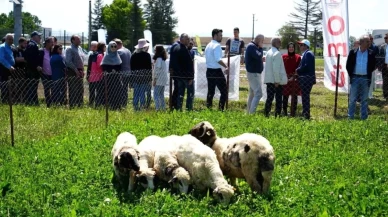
[87,42,106,107]
[40,37,54,107]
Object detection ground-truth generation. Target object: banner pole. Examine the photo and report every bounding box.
[334,54,340,117]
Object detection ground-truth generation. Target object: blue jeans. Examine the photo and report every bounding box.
[348,76,369,120]
[133,83,148,111]
[177,79,194,111]
[153,85,165,110]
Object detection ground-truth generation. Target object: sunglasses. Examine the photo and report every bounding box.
[111,46,117,48]
[385,37,388,39]
[58,48,63,50]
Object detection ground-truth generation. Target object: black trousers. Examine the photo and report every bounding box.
[206,68,227,111]
[67,76,84,108]
[264,83,283,116]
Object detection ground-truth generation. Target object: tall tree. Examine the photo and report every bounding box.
[289,0,321,38]
[0,12,42,36]
[349,36,357,50]
[277,23,300,49]
[91,0,105,41]
[129,0,146,48]
[144,0,178,45]
[92,0,105,31]
[102,0,131,43]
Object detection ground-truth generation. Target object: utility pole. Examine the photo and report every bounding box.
[88,0,92,50]
[13,0,22,45]
[252,14,255,40]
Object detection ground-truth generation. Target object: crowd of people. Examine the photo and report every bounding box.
[0,29,387,119]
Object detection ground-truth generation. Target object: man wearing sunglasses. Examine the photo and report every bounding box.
[378,33,388,102]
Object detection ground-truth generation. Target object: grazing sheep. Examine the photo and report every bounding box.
[137,135,192,193]
[164,134,235,204]
[137,135,161,190]
[153,150,191,194]
[189,121,275,194]
[111,132,141,193]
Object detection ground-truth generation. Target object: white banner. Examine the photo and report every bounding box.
[321,0,349,93]
[163,55,240,101]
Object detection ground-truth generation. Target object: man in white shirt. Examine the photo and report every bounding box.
[205,28,229,111]
[264,37,287,117]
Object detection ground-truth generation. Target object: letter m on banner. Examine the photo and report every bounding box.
[321,0,349,93]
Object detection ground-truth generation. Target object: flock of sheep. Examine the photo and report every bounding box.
[111,121,276,204]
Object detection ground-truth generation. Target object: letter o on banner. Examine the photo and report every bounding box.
[328,16,345,36]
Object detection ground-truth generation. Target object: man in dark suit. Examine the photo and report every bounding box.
[377,33,388,102]
[296,39,316,120]
[24,31,43,105]
[346,35,376,120]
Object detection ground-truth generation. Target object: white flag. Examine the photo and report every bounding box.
[321,0,350,93]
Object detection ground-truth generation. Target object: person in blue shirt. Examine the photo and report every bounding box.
[50,44,67,105]
[0,34,15,103]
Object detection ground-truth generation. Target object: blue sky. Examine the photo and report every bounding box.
[0,0,386,38]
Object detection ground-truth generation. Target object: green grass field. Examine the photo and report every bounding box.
[0,68,387,216]
[0,108,387,216]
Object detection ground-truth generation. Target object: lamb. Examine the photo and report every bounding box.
[163,134,235,204]
[153,149,191,194]
[137,135,191,193]
[111,132,141,193]
[188,121,275,194]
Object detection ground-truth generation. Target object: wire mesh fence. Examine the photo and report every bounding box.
[0,55,387,146]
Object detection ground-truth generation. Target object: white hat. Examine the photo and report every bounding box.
[297,39,310,47]
[134,38,150,49]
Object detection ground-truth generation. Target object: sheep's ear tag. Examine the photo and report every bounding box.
[244,144,250,153]
[213,187,219,193]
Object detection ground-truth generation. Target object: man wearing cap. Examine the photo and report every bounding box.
[296,39,316,120]
[0,34,15,103]
[24,31,43,105]
[114,38,132,107]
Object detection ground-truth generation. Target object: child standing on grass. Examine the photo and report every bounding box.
[152,45,168,111]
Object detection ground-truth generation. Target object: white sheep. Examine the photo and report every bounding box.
[163,134,235,204]
[188,121,276,194]
[153,149,191,194]
[111,132,141,193]
[137,135,191,194]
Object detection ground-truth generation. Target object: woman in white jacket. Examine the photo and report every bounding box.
[263,37,288,117]
[152,45,168,111]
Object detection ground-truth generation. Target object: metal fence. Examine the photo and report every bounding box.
[0,55,387,146]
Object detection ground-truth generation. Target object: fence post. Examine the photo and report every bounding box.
[225,52,230,110]
[104,73,108,127]
[334,54,340,117]
[8,76,14,146]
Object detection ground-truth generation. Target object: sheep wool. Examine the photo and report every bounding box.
[111,132,141,193]
[189,121,276,194]
[164,134,235,204]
